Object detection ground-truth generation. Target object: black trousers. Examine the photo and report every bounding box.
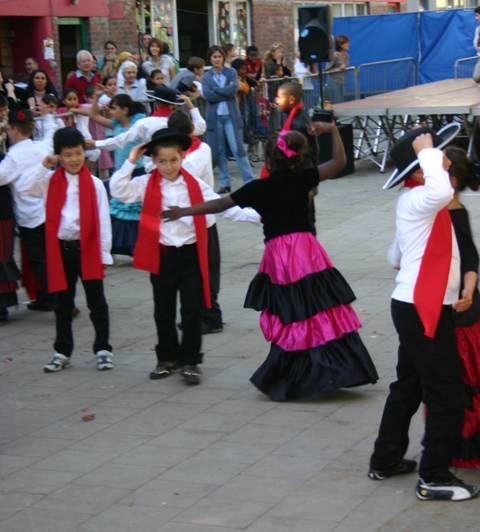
[202,224,222,326]
[53,243,111,357]
[18,224,53,303]
[150,242,203,366]
[370,299,465,483]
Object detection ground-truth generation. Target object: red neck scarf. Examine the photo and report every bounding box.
[151,106,172,118]
[403,178,452,338]
[260,102,304,179]
[134,167,211,308]
[45,165,104,293]
[184,136,202,156]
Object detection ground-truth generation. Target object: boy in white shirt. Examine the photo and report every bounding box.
[18,128,114,373]
[109,128,259,384]
[369,124,479,502]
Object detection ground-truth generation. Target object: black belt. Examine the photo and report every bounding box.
[60,239,81,250]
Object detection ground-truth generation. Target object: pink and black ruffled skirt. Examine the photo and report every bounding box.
[246,232,378,401]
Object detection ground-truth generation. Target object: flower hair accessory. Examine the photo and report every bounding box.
[277,130,298,158]
[17,111,25,121]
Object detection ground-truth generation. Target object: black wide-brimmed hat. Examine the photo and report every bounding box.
[8,109,34,123]
[383,122,461,190]
[144,85,185,105]
[143,127,192,156]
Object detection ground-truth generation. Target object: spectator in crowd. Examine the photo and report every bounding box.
[24,57,39,76]
[140,32,152,63]
[97,40,118,70]
[0,69,18,109]
[325,35,350,104]
[162,42,180,76]
[64,50,101,103]
[244,46,263,85]
[99,53,117,81]
[170,57,205,95]
[13,74,35,110]
[131,53,148,80]
[116,61,147,102]
[115,51,134,87]
[142,39,175,86]
[28,69,58,113]
[263,43,291,78]
[203,45,254,194]
[222,43,238,68]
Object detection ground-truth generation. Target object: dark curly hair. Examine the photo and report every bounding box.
[446,146,480,193]
[265,130,308,172]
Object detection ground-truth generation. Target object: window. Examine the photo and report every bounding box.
[214,1,250,57]
[330,3,368,17]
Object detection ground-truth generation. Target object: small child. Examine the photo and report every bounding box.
[98,75,118,107]
[58,88,101,163]
[170,57,205,96]
[109,128,259,384]
[147,69,164,91]
[33,95,65,142]
[17,128,114,373]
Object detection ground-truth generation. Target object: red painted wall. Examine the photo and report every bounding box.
[1,0,107,18]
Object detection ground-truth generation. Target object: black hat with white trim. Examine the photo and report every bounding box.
[383,122,461,190]
[144,86,185,105]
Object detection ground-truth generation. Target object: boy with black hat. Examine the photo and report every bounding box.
[369,123,480,501]
[109,128,259,384]
[0,108,56,311]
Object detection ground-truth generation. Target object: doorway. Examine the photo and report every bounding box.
[176,0,209,65]
[57,18,86,87]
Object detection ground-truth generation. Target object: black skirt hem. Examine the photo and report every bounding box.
[244,269,357,322]
[250,332,379,402]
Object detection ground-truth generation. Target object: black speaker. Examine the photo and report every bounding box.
[314,119,355,178]
[298,4,333,63]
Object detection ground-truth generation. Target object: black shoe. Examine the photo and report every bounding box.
[180,364,202,384]
[368,459,417,481]
[201,321,223,334]
[416,476,480,501]
[149,361,179,380]
[217,186,231,194]
[27,300,53,311]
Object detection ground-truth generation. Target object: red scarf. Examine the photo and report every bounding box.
[404,178,452,338]
[133,167,211,308]
[260,102,304,179]
[150,106,172,118]
[45,165,104,293]
[184,136,202,156]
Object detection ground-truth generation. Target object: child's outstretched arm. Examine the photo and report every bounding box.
[161,196,235,221]
[308,122,346,181]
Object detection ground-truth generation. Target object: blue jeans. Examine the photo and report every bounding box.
[216,115,254,188]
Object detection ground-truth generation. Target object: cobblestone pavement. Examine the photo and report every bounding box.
[1,159,480,531]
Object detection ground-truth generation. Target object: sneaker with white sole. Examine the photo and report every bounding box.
[44,353,71,373]
[96,350,114,371]
[416,476,480,501]
[180,364,202,384]
[368,458,417,480]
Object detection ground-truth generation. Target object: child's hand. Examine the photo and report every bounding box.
[128,143,147,164]
[38,101,51,116]
[94,84,105,98]
[177,94,193,109]
[43,155,60,169]
[412,133,433,155]
[85,139,96,150]
[452,289,473,313]
[307,122,334,136]
[160,206,183,221]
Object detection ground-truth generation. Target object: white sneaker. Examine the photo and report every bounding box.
[44,353,71,373]
[96,350,114,371]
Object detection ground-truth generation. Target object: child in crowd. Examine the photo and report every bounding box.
[0,108,56,312]
[147,69,164,91]
[58,88,101,164]
[168,110,222,333]
[244,45,263,86]
[82,85,114,178]
[369,125,479,502]
[88,86,147,255]
[170,57,205,96]
[17,128,114,373]
[109,128,259,384]
[34,95,65,141]
[161,125,377,399]
[98,75,118,107]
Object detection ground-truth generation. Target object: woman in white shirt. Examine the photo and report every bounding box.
[116,62,147,102]
[142,38,175,86]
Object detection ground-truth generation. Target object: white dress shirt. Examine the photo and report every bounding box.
[94,108,206,151]
[391,148,460,305]
[0,115,55,228]
[110,159,260,247]
[16,164,113,265]
[182,142,214,189]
